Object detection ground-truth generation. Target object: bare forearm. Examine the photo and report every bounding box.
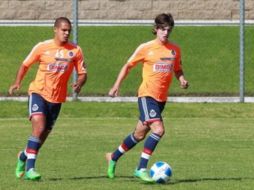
[174,70,184,80]
[77,73,87,87]
[72,73,87,94]
[15,65,29,84]
[175,70,189,89]
[9,64,29,95]
[113,63,131,88]
[109,63,132,97]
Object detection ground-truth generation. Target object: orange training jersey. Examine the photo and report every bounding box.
[127,39,182,102]
[22,39,87,103]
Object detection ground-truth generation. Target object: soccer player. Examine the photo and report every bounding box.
[106,13,188,183]
[9,17,87,180]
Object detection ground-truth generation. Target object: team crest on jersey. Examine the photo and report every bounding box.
[32,104,39,112]
[171,49,176,56]
[149,109,157,118]
[68,51,74,57]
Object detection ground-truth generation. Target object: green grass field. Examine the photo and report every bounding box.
[1,101,254,190]
[1,26,254,96]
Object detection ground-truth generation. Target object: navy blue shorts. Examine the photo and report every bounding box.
[138,97,166,124]
[28,93,62,130]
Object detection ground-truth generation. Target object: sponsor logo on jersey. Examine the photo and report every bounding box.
[47,63,68,72]
[55,57,72,62]
[160,57,175,61]
[153,63,173,72]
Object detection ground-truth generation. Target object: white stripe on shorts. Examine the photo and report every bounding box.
[141,97,150,121]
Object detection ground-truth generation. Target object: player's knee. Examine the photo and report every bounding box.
[133,133,146,141]
[152,126,165,137]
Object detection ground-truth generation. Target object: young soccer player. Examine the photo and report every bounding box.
[106,13,188,183]
[9,17,87,180]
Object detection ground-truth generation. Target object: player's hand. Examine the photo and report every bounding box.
[108,87,119,97]
[72,83,82,93]
[180,79,189,89]
[8,84,20,95]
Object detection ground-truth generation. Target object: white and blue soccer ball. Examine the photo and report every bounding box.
[150,161,172,183]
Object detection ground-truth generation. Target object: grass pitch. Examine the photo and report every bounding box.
[0,102,254,190]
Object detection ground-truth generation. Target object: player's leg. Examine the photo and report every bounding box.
[39,101,61,146]
[25,99,61,180]
[106,121,149,178]
[15,151,27,178]
[24,114,45,180]
[134,124,163,183]
[15,93,45,180]
[134,97,166,183]
[111,120,149,161]
[137,121,164,170]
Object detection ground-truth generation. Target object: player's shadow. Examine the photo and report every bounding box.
[169,176,254,185]
[47,176,254,184]
[48,175,135,181]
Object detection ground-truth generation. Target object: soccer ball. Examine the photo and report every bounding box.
[150,161,172,183]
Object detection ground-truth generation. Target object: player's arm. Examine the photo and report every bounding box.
[109,63,132,97]
[72,47,88,94]
[9,64,29,95]
[109,43,144,97]
[175,70,189,89]
[72,73,87,94]
[9,42,41,95]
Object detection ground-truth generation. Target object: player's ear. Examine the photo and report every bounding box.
[152,27,157,35]
[53,26,57,33]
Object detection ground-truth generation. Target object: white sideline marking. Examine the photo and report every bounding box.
[0,20,253,26]
[1,96,254,103]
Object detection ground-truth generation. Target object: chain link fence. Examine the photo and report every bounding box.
[0,0,253,102]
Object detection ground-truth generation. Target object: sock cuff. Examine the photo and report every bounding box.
[28,136,41,143]
[130,133,138,143]
[150,133,161,141]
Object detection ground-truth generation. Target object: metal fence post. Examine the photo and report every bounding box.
[239,0,245,102]
[72,0,78,100]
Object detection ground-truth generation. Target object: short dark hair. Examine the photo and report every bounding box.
[54,17,72,28]
[152,13,174,35]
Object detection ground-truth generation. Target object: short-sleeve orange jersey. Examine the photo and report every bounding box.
[22,39,87,103]
[127,39,182,102]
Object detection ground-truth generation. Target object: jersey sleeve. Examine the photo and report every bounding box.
[173,46,182,72]
[22,42,42,67]
[126,44,146,68]
[74,46,87,74]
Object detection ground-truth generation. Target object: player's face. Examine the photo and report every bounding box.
[54,22,71,45]
[156,26,172,43]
